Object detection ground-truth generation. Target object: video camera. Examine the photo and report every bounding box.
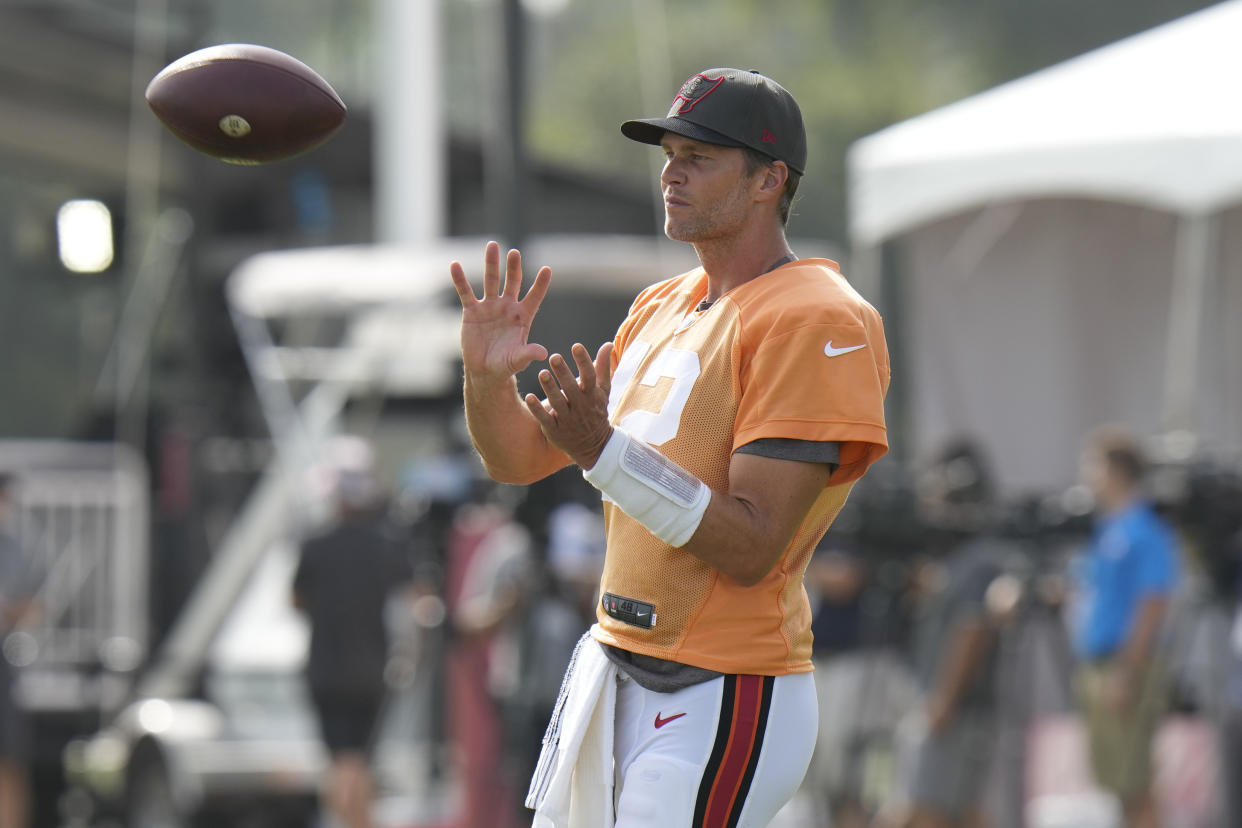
[1151,454,1242,601]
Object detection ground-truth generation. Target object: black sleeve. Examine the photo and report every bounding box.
[734,438,841,471]
[391,538,417,585]
[378,523,418,584]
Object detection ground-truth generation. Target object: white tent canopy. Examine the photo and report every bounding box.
[846,1,1242,493]
[850,0,1242,246]
[227,234,700,318]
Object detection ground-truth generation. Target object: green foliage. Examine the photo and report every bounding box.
[514,0,1218,243]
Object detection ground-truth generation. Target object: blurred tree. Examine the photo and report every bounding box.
[513,0,1219,244]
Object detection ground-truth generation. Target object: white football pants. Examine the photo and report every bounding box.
[612,669,817,827]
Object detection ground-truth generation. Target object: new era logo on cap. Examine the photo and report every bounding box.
[620,68,807,175]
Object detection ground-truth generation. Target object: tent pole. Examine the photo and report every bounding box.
[853,242,909,467]
[1161,211,1217,438]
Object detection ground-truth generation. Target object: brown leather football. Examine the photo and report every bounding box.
[145,43,346,165]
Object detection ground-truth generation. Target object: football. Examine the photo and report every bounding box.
[145,43,346,165]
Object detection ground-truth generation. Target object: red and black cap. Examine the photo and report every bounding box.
[621,68,806,175]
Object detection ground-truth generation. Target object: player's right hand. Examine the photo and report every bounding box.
[450,241,551,379]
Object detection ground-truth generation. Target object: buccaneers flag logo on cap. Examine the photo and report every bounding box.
[668,73,724,116]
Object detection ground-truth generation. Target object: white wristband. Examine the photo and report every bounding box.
[583,427,711,547]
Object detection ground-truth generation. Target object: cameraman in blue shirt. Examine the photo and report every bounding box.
[1072,425,1178,828]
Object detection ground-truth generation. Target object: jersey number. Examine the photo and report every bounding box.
[608,343,700,446]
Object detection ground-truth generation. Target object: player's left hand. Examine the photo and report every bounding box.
[524,342,614,469]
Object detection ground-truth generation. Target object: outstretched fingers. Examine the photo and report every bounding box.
[572,342,613,395]
[540,360,573,416]
[504,247,553,308]
[450,240,503,305]
[502,248,525,298]
[521,265,552,316]
[569,344,598,393]
[482,240,502,298]
[524,392,555,429]
[448,260,477,308]
[594,342,614,393]
[455,241,551,315]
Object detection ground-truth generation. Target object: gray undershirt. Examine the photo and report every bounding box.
[736,437,840,467]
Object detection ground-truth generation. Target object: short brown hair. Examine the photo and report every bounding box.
[741,147,800,227]
[1088,425,1147,485]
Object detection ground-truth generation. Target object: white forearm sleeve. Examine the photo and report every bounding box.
[583,426,711,547]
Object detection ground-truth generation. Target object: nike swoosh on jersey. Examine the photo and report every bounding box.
[824,341,867,357]
[654,712,687,729]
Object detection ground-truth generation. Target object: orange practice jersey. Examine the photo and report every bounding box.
[590,259,890,675]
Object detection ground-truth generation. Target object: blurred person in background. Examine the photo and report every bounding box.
[502,484,606,806]
[455,471,603,826]
[893,440,1013,828]
[1071,425,1178,828]
[1221,527,1242,828]
[452,484,536,828]
[0,473,40,828]
[800,532,917,828]
[292,439,418,828]
[443,480,527,828]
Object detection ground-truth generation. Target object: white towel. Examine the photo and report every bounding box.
[527,626,617,828]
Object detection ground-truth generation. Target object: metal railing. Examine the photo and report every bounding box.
[0,440,149,715]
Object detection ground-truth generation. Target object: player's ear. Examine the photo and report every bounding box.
[755,160,788,202]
